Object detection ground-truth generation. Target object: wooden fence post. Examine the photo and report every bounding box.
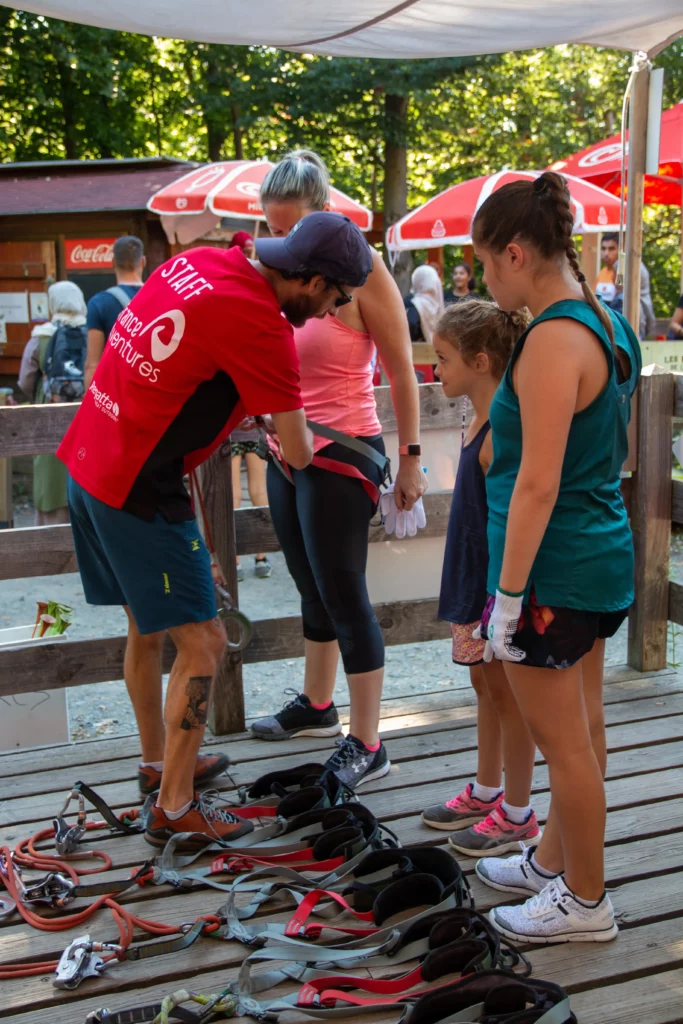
[200,446,246,735]
[627,364,674,671]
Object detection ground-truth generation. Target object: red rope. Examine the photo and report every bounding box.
[0,810,217,981]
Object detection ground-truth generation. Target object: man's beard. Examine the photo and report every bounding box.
[282,294,324,327]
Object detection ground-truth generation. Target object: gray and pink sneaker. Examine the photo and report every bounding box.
[421,782,503,831]
[449,805,540,857]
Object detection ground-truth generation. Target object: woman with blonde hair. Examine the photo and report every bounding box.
[250,150,426,789]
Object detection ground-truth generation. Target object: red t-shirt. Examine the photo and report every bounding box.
[58,247,302,520]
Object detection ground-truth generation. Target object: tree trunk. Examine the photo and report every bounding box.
[383,93,412,295]
[56,60,79,160]
[231,104,244,160]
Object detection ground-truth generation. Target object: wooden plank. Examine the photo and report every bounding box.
[199,450,245,735]
[3,688,681,805]
[0,384,462,460]
[2,708,682,829]
[673,477,683,526]
[674,370,683,418]
[0,489,455,580]
[0,663,675,780]
[0,598,451,695]
[528,916,683,992]
[669,580,683,627]
[411,341,436,364]
[569,971,683,1024]
[2,818,683,1016]
[0,401,77,457]
[628,365,674,671]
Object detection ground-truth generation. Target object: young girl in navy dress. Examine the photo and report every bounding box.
[421,300,538,858]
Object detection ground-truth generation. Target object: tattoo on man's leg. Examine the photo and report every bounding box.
[180,675,211,731]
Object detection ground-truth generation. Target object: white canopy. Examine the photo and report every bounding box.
[4,1,682,58]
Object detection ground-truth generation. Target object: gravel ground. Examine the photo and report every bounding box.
[5,481,682,743]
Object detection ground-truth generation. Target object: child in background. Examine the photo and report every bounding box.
[421,301,539,857]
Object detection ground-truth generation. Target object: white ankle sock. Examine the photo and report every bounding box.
[501,800,531,825]
[140,760,164,771]
[162,800,192,820]
[472,781,503,803]
[530,851,558,879]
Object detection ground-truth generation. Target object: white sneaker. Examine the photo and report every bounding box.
[489,876,618,944]
[476,844,556,895]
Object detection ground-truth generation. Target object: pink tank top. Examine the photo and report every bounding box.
[294,315,382,454]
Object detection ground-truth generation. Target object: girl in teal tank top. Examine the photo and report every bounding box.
[469,171,640,946]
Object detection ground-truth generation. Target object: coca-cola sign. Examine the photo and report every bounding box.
[65,238,116,271]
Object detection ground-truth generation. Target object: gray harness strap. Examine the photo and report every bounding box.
[306,420,388,472]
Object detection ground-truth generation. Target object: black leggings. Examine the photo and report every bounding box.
[266,437,386,675]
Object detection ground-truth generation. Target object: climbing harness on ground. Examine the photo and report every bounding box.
[188,468,252,651]
[217,845,468,934]
[231,913,533,1022]
[233,906,530,1010]
[151,802,397,891]
[228,763,354,818]
[212,844,470,948]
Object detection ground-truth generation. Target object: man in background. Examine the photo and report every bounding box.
[85,235,145,387]
[595,232,656,340]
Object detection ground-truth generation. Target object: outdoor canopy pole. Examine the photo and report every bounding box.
[623,54,651,332]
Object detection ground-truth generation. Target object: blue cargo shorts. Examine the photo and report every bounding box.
[67,476,217,635]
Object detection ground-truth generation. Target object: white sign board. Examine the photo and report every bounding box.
[0,291,29,324]
[30,292,49,321]
[0,688,69,751]
[0,626,70,750]
[640,341,683,373]
[0,314,6,346]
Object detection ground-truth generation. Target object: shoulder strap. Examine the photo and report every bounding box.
[42,324,64,375]
[106,286,133,310]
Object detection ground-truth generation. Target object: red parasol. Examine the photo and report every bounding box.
[148,159,372,230]
[549,102,683,206]
[386,170,622,252]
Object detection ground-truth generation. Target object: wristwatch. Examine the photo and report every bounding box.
[398,444,422,457]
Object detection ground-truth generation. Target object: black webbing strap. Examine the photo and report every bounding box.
[73,781,146,835]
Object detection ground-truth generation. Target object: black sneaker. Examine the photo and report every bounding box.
[324,734,391,789]
[250,690,342,741]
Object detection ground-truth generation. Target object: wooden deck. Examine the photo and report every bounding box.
[1,664,683,1024]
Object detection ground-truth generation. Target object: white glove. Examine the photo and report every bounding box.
[473,589,526,664]
[380,483,427,538]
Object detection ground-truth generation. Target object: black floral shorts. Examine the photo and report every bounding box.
[481,587,629,670]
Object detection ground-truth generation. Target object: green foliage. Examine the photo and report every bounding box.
[0,12,681,306]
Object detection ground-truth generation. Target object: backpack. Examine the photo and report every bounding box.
[42,323,87,402]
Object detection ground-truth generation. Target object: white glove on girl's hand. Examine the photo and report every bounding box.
[380,483,427,538]
[473,589,526,664]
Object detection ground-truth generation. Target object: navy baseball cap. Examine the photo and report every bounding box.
[255,211,373,288]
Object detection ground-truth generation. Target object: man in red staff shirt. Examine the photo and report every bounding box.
[58,212,373,848]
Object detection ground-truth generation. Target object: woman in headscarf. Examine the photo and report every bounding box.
[405,264,444,383]
[18,281,87,525]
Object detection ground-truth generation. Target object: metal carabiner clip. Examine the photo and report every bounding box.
[215,584,253,651]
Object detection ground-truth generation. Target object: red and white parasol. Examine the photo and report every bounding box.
[386,170,622,252]
[148,159,372,244]
[549,102,683,207]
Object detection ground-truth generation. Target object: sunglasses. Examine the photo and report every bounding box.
[333,284,354,307]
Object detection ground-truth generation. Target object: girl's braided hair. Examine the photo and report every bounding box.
[472,171,617,355]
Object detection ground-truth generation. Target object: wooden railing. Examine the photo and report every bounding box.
[0,385,460,734]
[0,365,676,735]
